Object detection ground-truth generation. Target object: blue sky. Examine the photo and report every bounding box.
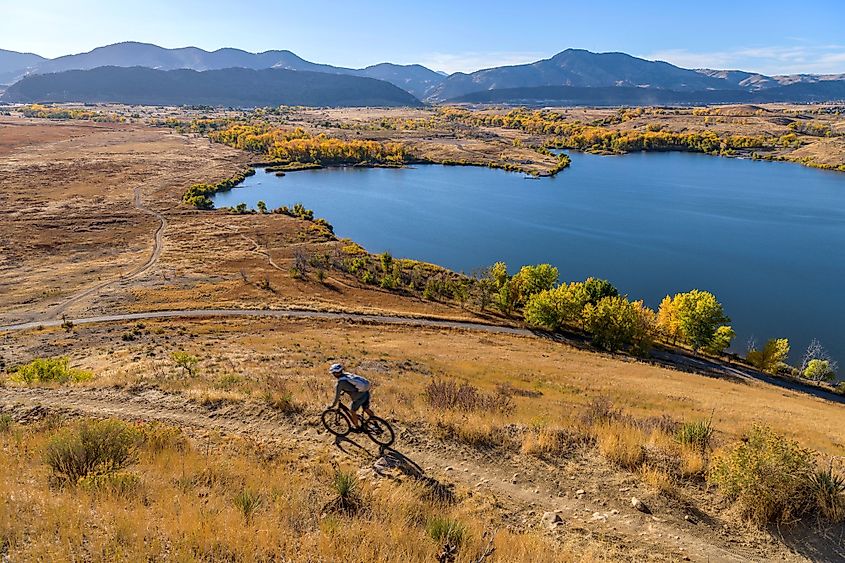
[3,0,845,75]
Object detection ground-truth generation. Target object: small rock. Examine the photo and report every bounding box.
[684,515,698,525]
[610,509,619,515]
[631,497,651,514]
[590,512,607,522]
[575,489,585,496]
[444,466,453,471]
[541,511,564,529]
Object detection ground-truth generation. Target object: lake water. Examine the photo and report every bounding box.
[213,152,845,366]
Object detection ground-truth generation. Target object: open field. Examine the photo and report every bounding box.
[1,109,844,561]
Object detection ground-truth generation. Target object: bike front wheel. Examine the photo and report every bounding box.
[321,409,351,437]
[364,416,395,447]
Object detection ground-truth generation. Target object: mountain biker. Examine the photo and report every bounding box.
[327,363,374,430]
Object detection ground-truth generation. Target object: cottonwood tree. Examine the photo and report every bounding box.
[657,290,729,351]
[800,339,838,381]
[747,338,790,374]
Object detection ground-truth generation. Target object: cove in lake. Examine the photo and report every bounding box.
[213,152,845,366]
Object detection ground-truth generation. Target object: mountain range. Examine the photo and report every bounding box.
[1,66,421,108]
[0,42,442,100]
[1,42,844,107]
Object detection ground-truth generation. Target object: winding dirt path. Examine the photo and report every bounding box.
[34,188,167,323]
[3,307,842,406]
[0,385,788,562]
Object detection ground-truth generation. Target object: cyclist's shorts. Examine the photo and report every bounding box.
[350,391,370,411]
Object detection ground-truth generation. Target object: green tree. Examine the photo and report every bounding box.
[513,264,559,300]
[703,325,736,355]
[747,338,790,374]
[379,251,393,274]
[494,277,522,315]
[803,359,836,382]
[523,282,590,331]
[581,296,656,355]
[256,200,267,213]
[490,261,509,290]
[583,277,619,305]
[658,290,729,351]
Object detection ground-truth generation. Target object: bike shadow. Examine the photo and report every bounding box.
[331,435,455,504]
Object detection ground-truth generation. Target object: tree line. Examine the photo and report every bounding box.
[440,107,776,156]
[208,124,411,166]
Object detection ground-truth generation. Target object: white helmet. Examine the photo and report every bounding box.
[329,363,344,375]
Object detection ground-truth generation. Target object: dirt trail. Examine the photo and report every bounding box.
[1,385,818,562]
[33,187,167,323]
[3,307,843,406]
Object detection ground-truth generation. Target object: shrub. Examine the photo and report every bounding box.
[579,396,622,426]
[808,465,845,523]
[12,357,92,384]
[326,470,362,515]
[675,418,714,453]
[426,516,468,547]
[423,380,513,413]
[0,413,12,433]
[43,419,140,484]
[708,425,815,525]
[233,488,264,524]
[747,338,790,374]
[581,296,656,354]
[171,351,199,377]
[79,471,142,498]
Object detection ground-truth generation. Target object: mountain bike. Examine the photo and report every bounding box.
[321,403,395,447]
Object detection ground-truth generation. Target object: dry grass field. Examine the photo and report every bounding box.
[1,108,844,561]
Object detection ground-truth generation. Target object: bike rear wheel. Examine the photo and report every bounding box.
[321,408,351,437]
[364,416,395,447]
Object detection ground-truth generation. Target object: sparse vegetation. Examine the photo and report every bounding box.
[676,418,714,454]
[171,351,199,377]
[424,380,513,413]
[233,488,264,523]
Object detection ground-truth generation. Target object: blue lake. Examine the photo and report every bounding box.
[213,152,845,365]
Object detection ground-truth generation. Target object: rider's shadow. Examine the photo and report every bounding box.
[330,435,455,505]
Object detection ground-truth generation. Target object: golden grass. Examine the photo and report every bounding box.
[594,423,647,470]
[0,417,584,562]
[639,464,676,497]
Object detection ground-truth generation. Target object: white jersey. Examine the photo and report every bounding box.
[340,373,371,392]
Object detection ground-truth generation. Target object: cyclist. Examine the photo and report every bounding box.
[328,363,374,430]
